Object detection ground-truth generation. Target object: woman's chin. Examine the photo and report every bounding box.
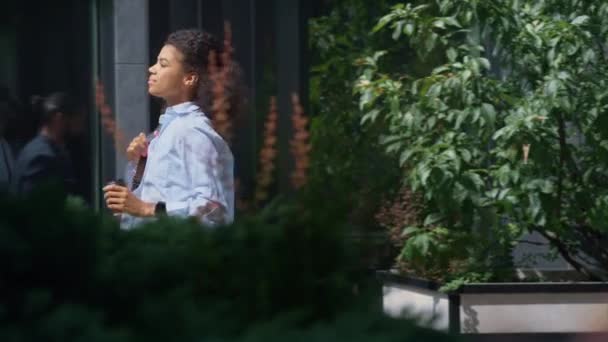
[148,87,160,97]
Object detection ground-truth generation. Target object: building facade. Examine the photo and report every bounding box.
[1,0,319,209]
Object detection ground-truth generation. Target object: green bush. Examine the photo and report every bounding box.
[0,187,459,341]
[308,0,404,231]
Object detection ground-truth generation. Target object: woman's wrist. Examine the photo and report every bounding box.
[139,201,156,217]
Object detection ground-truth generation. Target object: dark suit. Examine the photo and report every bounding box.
[12,135,75,195]
[0,137,14,193]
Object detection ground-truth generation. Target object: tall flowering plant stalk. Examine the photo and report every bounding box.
[254,97,279,206]
[208,21,234,144]
[246,93,312,210]
[94,81,127,155]
[289,93,310,190]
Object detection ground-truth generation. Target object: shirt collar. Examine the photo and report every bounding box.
[159,101,200,126]
[164,101,199,116]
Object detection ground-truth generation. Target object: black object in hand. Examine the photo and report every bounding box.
[107,178,126,187]
[132,157,147,190]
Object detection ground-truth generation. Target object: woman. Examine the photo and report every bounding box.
[103,29,238,228]
[12,92,82,195]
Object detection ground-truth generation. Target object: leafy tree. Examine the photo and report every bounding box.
[355,0,608,287]
[308,0,404,231]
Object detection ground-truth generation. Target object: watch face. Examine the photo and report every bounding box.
[155,201,167,216]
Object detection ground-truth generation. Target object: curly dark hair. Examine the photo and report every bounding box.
[165,29,245,122]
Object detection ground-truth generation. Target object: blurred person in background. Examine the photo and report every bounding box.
[12,92,84,195]
[0,86,17,193]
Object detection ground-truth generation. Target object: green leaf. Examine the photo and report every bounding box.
[427,83,442,98]
[583,49,597,63]
[390,95,400,114]
[433,65,450,74]
[512,169,520,184]
[466,172,485,190]
[402,229,434,260]
[454,110,467,129]
[443,149,458,161]
[497,188,510,200]
[428,116,437,129]
[443,16,461,28]
[404,23,415,36]
[528,193,541,218]
[462,69,472,82]
[386,141,403,154]
[433,19,446,29]
[424,32,438,52]
[424,213,444,226]
[571,15,590,26]
[453,182,468,203]
[535,213,546,226]
[545,79,559,97]
[481,103,496,127]
[373,50,387,61]
[410,234,431,256]
[540,180,554,194]
[447,48,458,62]
[359,89,375,110]
[401,226,421,237]
[419,166,432,186]
[361,109,380,125]
[373,13,395,33]
[460,149,472,163]
[478,58,491,70]
[403,112,414,129]
[471,107,481,123]
[492,127,508,141]
[392,20,405,40]
[399,149,415,166]
[498,164,510,187]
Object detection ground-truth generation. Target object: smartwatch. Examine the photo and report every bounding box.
[154,201,167,217]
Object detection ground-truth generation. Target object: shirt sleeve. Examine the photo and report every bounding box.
[0,139,14,191]
[164,126,231,226]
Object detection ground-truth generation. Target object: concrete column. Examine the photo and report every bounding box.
[111,0,150,178]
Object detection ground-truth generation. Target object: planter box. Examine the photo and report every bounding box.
[378,271,608,334]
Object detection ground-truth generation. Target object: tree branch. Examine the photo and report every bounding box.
[516,239,547,246]
[573,224,608,267]
[537,229,603,281]
[556,111,567,220]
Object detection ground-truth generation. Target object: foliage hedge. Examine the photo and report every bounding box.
[0,187,460,341]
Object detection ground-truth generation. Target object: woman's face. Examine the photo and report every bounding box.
[148,44,196,105]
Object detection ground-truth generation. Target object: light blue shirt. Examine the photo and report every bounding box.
[120,101,234,229]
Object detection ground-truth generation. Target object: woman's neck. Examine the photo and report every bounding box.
[164,89,195,107]
[166,100,192,108]
[165,95,194,107]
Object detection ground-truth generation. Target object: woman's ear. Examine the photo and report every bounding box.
[185,73,199,87]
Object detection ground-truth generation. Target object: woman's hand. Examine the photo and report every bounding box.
[126,133,148,162]
[103,183,155,217]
